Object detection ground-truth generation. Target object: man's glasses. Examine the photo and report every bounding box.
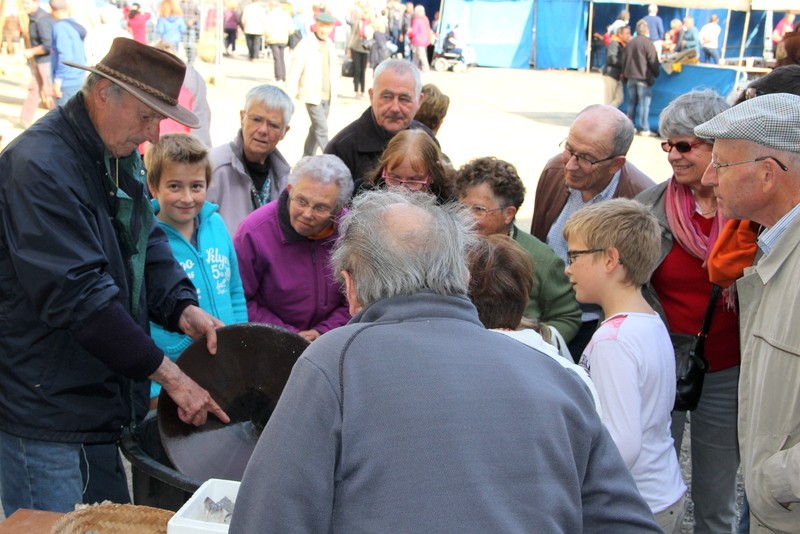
[560,139,618,170]
[382,169,430,190]
[566,248,605,265]
[290,195,335,216]
[710,156,788,172]
[466,205,505,219]
[661,140,705,154]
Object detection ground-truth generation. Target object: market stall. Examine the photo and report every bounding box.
[436,0,793,69]
[623,64,739,132]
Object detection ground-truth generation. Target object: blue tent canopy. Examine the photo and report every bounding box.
[438,0,535,68]
[437,0,787,69]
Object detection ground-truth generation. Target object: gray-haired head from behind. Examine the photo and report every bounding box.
[332,189,475,308]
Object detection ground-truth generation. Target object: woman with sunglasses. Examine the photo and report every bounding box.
[366,129,454,203]
[636,89,741,534]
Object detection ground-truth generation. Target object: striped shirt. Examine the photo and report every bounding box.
[758,202,800,256]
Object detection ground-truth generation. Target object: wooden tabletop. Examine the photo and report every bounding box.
[0,509,63,533]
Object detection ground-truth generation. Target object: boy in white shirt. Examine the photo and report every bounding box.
[563,198,686,533]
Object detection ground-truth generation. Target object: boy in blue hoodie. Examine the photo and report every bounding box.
[145,133,248,405]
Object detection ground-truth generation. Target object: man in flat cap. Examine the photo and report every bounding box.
[287,11,338,157]
[698,92,800,532]
[0,38,230,515]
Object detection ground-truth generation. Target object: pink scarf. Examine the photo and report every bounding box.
[664,177,726,268]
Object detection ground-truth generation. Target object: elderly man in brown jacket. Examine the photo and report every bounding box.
[530,104,654,359]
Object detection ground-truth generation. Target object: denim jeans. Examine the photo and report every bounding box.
[304,100,330,157]
[0,430,130,516]
[626,79,652,133]
[57,83,82,106]
[701,47,720,64]
[671,365,740,534]
[739,495,750,533]
[0,431,84,515]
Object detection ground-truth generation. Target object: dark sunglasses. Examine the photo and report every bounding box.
[661,140,705,153]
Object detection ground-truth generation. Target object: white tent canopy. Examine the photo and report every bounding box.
[597,0,796,11]
[597,0,750,9]
[750,1,798,10]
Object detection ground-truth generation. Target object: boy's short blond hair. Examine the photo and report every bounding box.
[563,198,661,287]
[415,83,450,132]
[145,133,212,191]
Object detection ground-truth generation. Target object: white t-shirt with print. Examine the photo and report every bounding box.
[580,312,686,514]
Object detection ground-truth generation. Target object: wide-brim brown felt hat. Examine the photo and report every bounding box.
[64,37,200,128]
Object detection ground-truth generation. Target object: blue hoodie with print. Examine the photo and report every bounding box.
[149,199,248,398]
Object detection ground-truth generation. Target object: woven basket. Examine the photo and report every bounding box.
[50,503,174,534]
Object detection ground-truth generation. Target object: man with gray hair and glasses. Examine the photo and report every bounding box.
[325,58,436,193]
[230,189,661,533]
[530,104,654,359]
[697,92,800,532]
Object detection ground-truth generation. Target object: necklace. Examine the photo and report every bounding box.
[696,201,717,216]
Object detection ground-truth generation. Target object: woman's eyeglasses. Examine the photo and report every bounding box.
[381,169,430,190]
[466,205,505,219]
[290,195,335,216]
[661,140,706,154]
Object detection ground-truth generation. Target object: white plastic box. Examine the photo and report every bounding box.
[168,478,241,534]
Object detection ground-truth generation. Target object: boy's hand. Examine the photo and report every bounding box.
[179,305,224,355]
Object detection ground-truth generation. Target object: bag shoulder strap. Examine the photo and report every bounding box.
[698,284,722,337]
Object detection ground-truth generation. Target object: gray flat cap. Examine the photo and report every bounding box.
[694,92,800,154]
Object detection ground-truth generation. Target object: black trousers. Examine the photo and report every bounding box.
[245,34,262,60]
[352,50,369,93]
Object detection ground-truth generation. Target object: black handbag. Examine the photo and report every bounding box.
[341,58,354,78]
[671,284,721,412]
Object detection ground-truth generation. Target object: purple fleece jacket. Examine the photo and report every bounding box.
[234,190,350,334]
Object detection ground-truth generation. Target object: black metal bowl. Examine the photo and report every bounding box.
[157,323,309,482]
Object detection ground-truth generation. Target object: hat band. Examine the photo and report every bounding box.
[95,63,178,107]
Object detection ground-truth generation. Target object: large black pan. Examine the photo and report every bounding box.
[157,323,309,481]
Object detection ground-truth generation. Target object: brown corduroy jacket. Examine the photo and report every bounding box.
[530,155,655,242]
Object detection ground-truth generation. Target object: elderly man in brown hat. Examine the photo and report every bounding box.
[0,38,230,515]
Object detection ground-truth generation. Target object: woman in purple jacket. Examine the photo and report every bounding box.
[234,155,354,342]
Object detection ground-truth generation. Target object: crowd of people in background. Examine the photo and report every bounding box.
[602,5,799,136]
[1,1,800,533]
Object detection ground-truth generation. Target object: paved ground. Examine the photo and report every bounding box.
[0,50,739,530]
[0,49,674,233]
